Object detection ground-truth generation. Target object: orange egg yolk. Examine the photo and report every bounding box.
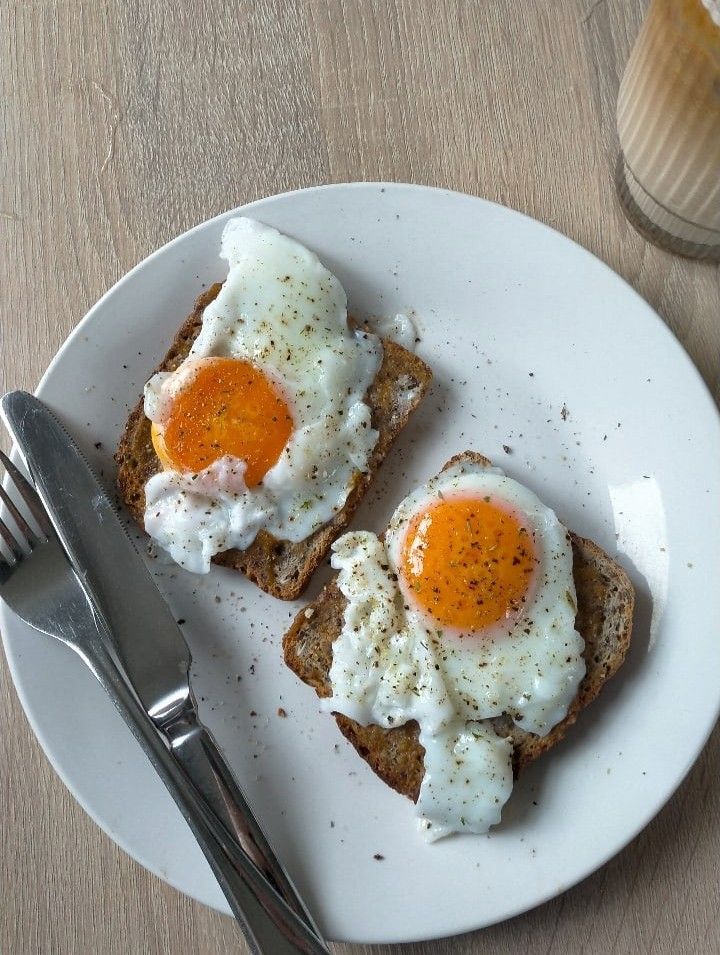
[151,357,293,487]
[400,495,538,633]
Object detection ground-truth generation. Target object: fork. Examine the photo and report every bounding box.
[0,450,329,955]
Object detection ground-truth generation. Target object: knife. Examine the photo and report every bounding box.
[1,390,329,955]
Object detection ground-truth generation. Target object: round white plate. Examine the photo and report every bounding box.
[3,184,720,944]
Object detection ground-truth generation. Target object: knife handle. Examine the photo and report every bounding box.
[77,635,329,955]
[161,702,324,938]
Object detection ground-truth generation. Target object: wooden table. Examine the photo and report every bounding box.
[2,1,719,952]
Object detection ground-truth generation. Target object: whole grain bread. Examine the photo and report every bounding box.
[283,451,635,801]
[115,284,432,599]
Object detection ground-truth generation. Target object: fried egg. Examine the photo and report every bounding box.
[142,218,383,572]
[322,458,586,839]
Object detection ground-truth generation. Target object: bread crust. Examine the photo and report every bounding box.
[283,452,635,801]
[115,284,433,598]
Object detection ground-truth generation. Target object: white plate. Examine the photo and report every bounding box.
[3,183,720,945]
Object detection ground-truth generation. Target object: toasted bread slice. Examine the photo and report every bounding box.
[283,451,634,801]
[115,284,432,599]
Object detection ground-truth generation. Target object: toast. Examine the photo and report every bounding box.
[283,452,635,801]
[115,284,432,599]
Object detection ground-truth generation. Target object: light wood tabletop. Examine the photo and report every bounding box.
[2,1,719,952]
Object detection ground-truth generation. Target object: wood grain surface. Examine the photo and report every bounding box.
[2,1,719,952]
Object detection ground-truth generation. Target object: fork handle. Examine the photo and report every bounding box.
[77,636,329,955]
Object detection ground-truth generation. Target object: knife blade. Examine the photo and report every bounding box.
[1,390,328,953]
[2,391,189,722]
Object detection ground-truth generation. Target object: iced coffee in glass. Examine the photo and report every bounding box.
[616,0,720,260]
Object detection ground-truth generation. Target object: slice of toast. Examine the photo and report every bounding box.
[283,452,635,801]
[115,284,432,599]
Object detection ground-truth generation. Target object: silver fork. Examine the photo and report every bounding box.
[0,450,329,955]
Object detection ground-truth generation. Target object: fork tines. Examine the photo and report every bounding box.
[0,449,52,562]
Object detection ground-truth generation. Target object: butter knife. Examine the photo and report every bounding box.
[1,390,329,955]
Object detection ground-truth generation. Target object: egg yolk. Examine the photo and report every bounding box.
[151,357,293,487]
[400,495,538,633]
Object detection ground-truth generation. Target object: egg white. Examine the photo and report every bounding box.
[142,218,383,573]
[323,459,586,839]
